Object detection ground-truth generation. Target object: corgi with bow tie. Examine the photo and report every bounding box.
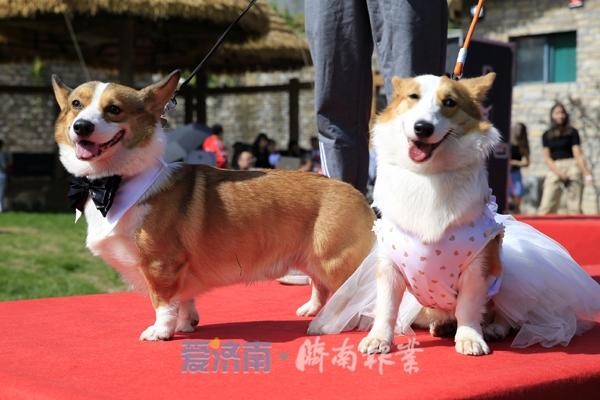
[52,71,376,340]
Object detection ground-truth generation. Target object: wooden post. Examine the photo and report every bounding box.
[195,72,207,124]
[288,78,300,148]
[119,18,135,86]
[184,87,193,124]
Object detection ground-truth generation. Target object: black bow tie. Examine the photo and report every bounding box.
[68,175,122,217]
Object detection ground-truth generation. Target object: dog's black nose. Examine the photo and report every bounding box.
[414,120,435,138]
[73,119,95,137]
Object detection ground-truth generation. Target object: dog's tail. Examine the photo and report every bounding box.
[307,244,423,335]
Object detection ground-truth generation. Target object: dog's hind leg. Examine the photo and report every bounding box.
[483,310,512,342]
[176,299,200,333]
[296,282,329,317]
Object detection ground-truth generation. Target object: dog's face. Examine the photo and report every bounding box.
[52,70,180,178]
[373,73,500,174]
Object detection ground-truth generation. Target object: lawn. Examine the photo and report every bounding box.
[0,212,126,301]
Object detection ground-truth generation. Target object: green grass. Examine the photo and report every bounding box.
[0,212,126,301]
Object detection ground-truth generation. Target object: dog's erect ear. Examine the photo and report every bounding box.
[141,70,181,116]
[391,76,409,96]
[51,75,72,110]
[461,72,496,103]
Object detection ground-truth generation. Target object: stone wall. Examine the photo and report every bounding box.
[472,0,600,213]
[205,68,316,152]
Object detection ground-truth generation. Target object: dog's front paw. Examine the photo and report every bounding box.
[296,301,322,317]
[176,302,199,333]
[139,324,175,341]
[358,335,393,354]
[455,326,490,356]
[175,321,196,333]
[483,321,511,342]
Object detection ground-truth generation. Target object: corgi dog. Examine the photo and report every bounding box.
[51,71,375,341]
[359,73,507,356]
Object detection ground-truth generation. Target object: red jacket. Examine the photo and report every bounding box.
[202,135,228,168]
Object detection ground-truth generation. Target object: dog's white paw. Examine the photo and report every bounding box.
[358,335,393,354]
[296,301,322,317]
[139,324,175,341]
[455,326,490,356]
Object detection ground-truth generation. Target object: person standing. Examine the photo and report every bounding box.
[538,103,594,214]
[0,139,10,212]
[252,133,272,169]
[305,0,448,194]
[202,124,229,168]
[509,123,530,214]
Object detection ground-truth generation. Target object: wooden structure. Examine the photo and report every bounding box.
[0,0,271,85]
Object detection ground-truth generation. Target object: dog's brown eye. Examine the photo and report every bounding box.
[408,93,420,100]
[71,99,82,109]
[106,105,122,115]
[443,98,457,107]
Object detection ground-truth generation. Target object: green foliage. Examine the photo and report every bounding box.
[269,1,305,33]
[0,213,126,301]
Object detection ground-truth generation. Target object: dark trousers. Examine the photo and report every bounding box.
[306,0,448,193]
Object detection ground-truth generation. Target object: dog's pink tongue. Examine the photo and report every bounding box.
[408,141,432,162]
[75,141,98,160]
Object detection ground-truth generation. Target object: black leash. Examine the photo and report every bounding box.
[164,0,258,114]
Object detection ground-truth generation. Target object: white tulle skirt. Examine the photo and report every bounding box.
[308,215,600,348]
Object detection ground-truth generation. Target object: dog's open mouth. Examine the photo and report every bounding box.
[408,131,452,163]
[75,130,125,160]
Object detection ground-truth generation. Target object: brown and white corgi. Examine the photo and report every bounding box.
[51,71,375,341]
[359,73,508,356]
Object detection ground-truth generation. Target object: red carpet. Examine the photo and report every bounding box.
[0,217,599,400]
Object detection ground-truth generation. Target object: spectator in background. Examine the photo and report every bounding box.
[236,150,255,171]
[0,139,10,212]
[231,142,252,170]
[300,136,322,173]
[202,124,229,168]
[267,139,281,168]
[538,102,594,214]
[252,133,272,168]
[509,123,530,214]
[282,140,306,158]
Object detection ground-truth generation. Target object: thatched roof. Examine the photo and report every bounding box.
[0,0,269,37]
[213,7,310,72]
[0,1,308,76]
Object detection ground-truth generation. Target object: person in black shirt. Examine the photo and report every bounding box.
[252,133,272,169]
[538,102,593,214]
[509,123,530,213]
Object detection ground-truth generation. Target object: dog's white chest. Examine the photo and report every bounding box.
[84,201,150,289]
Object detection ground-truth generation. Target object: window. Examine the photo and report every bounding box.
[512,32,576,83]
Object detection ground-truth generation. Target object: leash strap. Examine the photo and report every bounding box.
[164,0,258,114]
[452,0,485,80]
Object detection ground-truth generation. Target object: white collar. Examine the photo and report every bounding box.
[76,159,170,233]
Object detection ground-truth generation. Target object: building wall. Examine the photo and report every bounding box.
[206,67,316,152]
[472,0,600,213]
